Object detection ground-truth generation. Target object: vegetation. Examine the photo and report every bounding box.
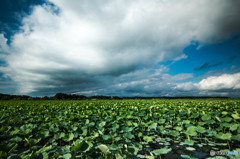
[0,93,230,100]
[0,99,240,158]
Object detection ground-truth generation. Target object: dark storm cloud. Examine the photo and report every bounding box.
[216,0,240,40]
[194,62,223,71]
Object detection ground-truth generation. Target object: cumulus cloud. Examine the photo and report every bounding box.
[173,73,240,97]
[198,73,240,90]
[1,0,240,95]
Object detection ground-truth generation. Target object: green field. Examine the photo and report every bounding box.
[0,99,240,159]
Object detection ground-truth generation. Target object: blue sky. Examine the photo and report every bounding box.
[0,0,240,97]
[168,37,240,77]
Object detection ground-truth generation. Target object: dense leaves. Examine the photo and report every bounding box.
[0,99,240,158]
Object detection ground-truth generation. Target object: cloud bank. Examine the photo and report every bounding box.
[1,0,240,96]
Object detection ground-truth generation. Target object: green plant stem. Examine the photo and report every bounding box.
[199,133,202,144]
[227,141,231,150]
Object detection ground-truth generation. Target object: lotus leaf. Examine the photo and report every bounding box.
[98,144,111,155]
[152,147,172,155]
[215,133,232,140]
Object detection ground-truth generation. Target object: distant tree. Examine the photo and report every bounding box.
[54,93,65,100]
[53,93,86,100]
[43,96,49,100]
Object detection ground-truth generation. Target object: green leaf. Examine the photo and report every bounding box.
[102,135,111,140]
[124,127,133,132]
[138,132,143,137]
[127,146,139,155]
[37,145,53,154]
[182,139,194,146]
[58,154,71,159]
[221,122,230,127]
[175,126,182,131]
[185,126,197,136]
[152,147,172,155]
[126,121,132,126]
[196,126,206,133]
[146,156,155,159]
[63,132,74,142]
[98,144,111,155]
[40,130,50,138]
[54,132,65,139]
[10,129,20,136]
[10,136,22,142]
[148,123,157,130]
[108,144,119,151]
[222,117,232,122]
[114,136,121,141]
[215,133,232,140]
[201,114,211,121]
[85,119,89,124]
[159,119,166,124]
[143,136,153,142]
[137,155,146,158]
[186,147,196,151]
[112,124,119,132]
[99,121,106,128]
[215,116,221,122]
[190,113,199,119]
[115,153,123,159]
[70,125,78,131]
[183,120,191,124]
[232,113,240,119]
[88,122,95,127]
[170,131,179,137]
[123,132,135,139]
[133,123,138,127]
[222,111,228,115]
[198,122,206,126]
[81,127,88,136]
[206,120,215,124]
[230,124,238,131]
[71,140,91,153]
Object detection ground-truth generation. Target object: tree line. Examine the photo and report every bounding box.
[0,93,231,100]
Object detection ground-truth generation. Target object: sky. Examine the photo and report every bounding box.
[0,0,240,97]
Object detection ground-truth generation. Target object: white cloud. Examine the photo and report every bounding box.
[172,73,240,97]
[0,0,240,95]
[174,82,198,91]
[198,73,240,90]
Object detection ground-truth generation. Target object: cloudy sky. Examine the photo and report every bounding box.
[1,0,240,97]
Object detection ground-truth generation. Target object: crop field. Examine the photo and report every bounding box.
[0,99,240,159]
